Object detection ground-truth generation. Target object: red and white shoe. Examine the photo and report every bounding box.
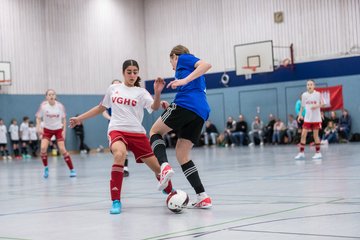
[157,162,174,191]
[190,194,212,209]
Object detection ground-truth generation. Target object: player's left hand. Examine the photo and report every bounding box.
[167,78,188,89]
[153,77,165,93]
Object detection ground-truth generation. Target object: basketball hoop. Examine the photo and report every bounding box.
[242,66,258,72]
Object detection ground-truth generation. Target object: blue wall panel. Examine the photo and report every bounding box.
[1,57,360,151]
[239,88,278,122]
[206,93,225,131]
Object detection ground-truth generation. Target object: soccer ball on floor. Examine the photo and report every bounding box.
[166,189,189,213]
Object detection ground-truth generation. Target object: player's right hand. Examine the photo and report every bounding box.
[69,117,81,128]
[297,115,303,122]
[161,100,169,109]
[37,128,43,135]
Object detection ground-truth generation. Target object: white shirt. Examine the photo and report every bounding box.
[101,84,154,134]
[36,101,66,130]
[0,125,7,144]
[9,124,19,141]
[29,127,38,141]
[20,122,30,141]
[301,90,323,123]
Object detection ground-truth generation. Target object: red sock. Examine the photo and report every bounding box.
[63,153,74,170]
[41,153,48,167]
[156,176,173,194]
[110,164,124,201]
[315,143,321,153]
[299,143,305,152]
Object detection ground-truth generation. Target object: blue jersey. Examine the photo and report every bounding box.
[173,54,210,120]
[295,100,305,117]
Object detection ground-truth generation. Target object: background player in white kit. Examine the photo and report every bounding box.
[20,116,31,159]
[0,118,11,160]
[295,80,325,160]
[36,89,76,178]
[69,60,174,214]
[9,119,21,159]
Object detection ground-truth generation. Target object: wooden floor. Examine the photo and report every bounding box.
[0,143,359,240]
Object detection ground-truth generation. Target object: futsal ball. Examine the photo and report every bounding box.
[282,58,291,67]
[166,190,189,213]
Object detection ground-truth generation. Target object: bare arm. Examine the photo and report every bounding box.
[151,78,165,110]
[102,110,111,120]
[69,105,107,128]
[167,60,212,89]
[297,107,304,121]
[62,117,66,138]
[36,117,42,134]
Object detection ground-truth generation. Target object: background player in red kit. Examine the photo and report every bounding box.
[36,89,76,178]
[295,80,325,160]
[69,60,174,214]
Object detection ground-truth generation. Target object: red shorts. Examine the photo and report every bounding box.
[43,128,64,141]
[108,130,154,163]
[303,122,322,130]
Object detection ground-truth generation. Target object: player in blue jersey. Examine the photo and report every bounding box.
[150,45,212,208]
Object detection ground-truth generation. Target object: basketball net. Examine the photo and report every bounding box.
[242,66,257,80]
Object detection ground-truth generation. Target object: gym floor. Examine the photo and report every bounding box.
[1,143,359,240]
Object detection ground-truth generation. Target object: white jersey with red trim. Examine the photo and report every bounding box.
[101,84,154,134]
[301,90,323,123]
[36,101,66,130]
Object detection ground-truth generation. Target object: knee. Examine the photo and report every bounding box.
[113,151,126,165]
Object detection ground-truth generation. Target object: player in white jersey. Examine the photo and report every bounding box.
[8,119,21,159]
[36,89,76,178]
[20,117,31,159]
[102,79,130,177]
[0,119,11,160]
[295,80,325,160]
[69,59,174,214]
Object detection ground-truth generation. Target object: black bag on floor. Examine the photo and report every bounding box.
[350,133,360,142]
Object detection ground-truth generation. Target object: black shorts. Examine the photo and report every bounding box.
[298,119,304,129]
[11,140,19,145]
[161,103,204,144]
[0,143,7,148]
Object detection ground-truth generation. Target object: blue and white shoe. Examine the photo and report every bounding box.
[43,167,49,178]
[162,188,175,195]
[69,169,77,177]
[110,200,122,214]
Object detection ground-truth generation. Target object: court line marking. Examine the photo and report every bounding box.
[231,229,360,239]
[143,198,344,240]
[0,237,32,240]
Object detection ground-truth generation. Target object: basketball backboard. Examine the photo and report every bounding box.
[234,40,274,76]
[0,62,11,86]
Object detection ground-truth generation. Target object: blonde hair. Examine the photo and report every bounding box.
[170,45,190,57]
[45,89,56,96]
